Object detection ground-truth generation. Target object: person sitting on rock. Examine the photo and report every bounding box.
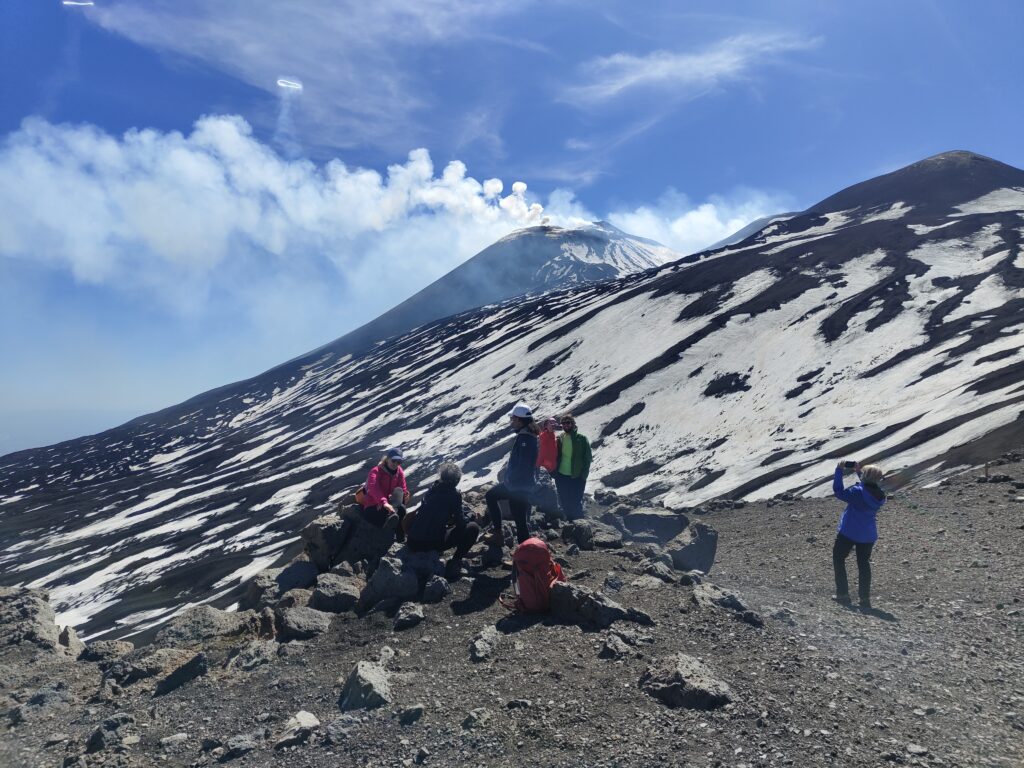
[483,403,540,547]
[361,447,411,540]
[553,413,592,521]
[405,461,481,577]
[832,460,886,610]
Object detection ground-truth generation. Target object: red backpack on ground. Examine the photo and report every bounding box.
[506,537,565,614]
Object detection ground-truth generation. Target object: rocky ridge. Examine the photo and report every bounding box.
[2,457,1022,767]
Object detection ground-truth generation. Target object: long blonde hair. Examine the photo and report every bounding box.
[860,464,884,485]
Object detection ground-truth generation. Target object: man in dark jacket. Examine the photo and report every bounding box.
[553,413,591,521]
[483,403,539,546]
[406,462,480,575]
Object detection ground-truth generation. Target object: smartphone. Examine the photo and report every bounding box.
[842,460,857,469]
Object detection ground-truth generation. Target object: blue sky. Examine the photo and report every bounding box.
[1,0,1023,455]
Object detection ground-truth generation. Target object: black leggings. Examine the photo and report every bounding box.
[362,504,407,531]
[833,533,874,602]
[485,483,532,544]
[407,522,481,560]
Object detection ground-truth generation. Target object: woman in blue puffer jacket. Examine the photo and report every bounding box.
[832,461,886,609]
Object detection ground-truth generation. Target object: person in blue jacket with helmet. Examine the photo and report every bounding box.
[832,460,886,609]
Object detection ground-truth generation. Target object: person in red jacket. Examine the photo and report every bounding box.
[536,417,559,474]
[361,447,411,540]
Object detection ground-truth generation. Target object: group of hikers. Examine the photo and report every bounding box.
[353,401,887,610]
[355,404,590,579]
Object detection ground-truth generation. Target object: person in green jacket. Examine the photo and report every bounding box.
[553,413,591,520]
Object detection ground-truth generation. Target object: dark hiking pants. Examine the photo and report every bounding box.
[485,483,532,544]
[362,503,407,540]
[407,522,481,561]
[833,532,874,602]
[554,473,586,520]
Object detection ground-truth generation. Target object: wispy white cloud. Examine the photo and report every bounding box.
[0,115,545,316]
[607,187,794,255]
[89,0,528,151]
[562,33,819,106]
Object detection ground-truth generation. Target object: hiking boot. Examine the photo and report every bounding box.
[383,513,400,532]
[833,593,852,607]
[859,598,872,611]
[481,531,504,547]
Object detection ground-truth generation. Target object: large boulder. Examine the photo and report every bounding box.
[225,640,278,672]
[664,522,718,574]
[80,639,135,665]
[614,508,689,543]
[388,544,445,579]
[312,573,364,613]
[276,607,333,641]
[549,582,651,629]
[357,557,418,612]
[301,513,349,571]
[532,470,560,517]
[0,587,61,651]
[640,654,733,709]
[103,648,196,688]
[154,606,257,648]
[243,557,320,609]
[561,520,595,551]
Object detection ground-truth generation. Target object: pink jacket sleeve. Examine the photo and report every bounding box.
[364,465,388,507]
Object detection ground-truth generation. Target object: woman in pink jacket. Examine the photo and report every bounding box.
[361,447,411,541]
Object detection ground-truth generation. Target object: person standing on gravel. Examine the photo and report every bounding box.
[483,404,540,547]
[553,413,591,521]
[832,461,886,609]
[361,448,412,541]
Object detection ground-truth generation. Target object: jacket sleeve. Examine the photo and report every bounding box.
[451,492,467,537]
[581,435,592,478]
[833,467,857,503]
[524,434,539,473]
[364,466,387,507]
[399,467,409,495]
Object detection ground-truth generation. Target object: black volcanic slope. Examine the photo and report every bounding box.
[2,150,1023,639]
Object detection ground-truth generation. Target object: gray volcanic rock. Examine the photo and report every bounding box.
[86,713,138,753]
[550,582,634,629]
[273,710,320,749]
[154,651,209,696]
[358,557,419,611]
[103,647,195,688]
[8,684,72,724]
[665,522,718,574]
[422,575,451,604]
[339,660,392,711]
[640,654,733,709]
[615,508,690,543]
[225,639,278,671]
[0,587,61,651]
[154,605,257,648]
[277,607,333,641]
[80,639,134,664]
[394,602,424,631]
[301,513,349,570]
[312,573,364,613]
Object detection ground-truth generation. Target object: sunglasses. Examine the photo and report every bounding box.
[560,420,574,426]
